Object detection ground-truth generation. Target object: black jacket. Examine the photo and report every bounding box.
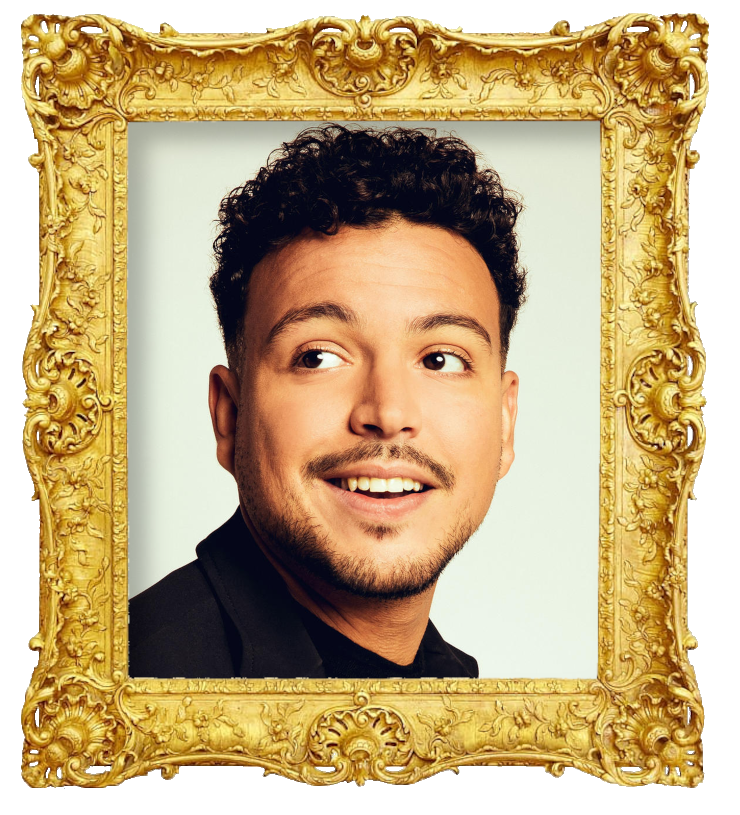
[129,510,478,679]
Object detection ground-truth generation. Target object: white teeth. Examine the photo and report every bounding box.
[336,476,425,492]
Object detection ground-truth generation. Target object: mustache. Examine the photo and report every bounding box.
[302,441,455,491]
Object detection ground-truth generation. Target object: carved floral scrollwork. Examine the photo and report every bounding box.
[306,692,417,784]
[22,16,127,115]
[25,350,110,455]
[253,52,307,99]
[50,267,107,351]
[310,16,418,103]
[616,348,705,454]
[618,227,674,345]
[125,694,249,761]
[477,50,599,106]
[129,56,246,106]
[258,700,306,758]
[417,695,473,757]
[420,51,467,100]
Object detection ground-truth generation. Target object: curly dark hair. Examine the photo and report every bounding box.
[211,124,526,368]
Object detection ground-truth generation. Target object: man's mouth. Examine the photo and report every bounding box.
[326,476,431,499]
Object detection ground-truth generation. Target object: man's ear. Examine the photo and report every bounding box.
[209,365,241,477]
[498,370,519,480]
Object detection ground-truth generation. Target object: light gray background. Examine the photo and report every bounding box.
[127,120,601,677]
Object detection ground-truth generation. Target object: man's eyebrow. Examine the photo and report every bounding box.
[264,301,362,348]
[407,312,493,350]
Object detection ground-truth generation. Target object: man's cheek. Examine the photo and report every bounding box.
[276,387,351,441]
[433,400,499,464]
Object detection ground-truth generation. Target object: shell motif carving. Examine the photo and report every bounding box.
[307,692,416,784]
[25,350,108,454]
[613,15,708,109]
[310,16,418,102]
[22,16,127,113]
[616,348,705,454]
[606,685,703,786]
[22,682,123,787]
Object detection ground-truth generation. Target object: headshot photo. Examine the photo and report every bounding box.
[126,120,601,679]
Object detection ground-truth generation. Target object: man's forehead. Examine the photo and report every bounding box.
[248,222,499,323]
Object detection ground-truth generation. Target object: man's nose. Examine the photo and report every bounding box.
[348,360,422,440]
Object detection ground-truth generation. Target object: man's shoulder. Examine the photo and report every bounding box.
[441,640,479,677]
[129,559,217,636]
[128,511,323,678]
[424,621,479,678]
[129,559,238,678]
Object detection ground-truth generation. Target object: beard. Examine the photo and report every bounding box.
[236,441,483,601]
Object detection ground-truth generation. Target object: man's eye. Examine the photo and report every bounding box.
[297,349,344,369]
[422,352,466,372]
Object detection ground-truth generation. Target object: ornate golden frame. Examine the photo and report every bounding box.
[20,13,707,787]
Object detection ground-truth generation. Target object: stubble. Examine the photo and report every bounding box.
[237,442,483,600]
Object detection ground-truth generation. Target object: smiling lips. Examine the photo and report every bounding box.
[324,478,433,521]
[328,476,425,498]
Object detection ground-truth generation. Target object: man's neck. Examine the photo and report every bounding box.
[280,574,435,666]
[241,510,435,665]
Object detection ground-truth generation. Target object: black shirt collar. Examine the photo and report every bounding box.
[196,510,478,679]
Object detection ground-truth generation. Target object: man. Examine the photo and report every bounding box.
[129,125,525,679]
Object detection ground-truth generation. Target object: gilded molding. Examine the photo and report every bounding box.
[20,13,708,787]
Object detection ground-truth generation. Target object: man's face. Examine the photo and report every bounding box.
[210,220,518,599]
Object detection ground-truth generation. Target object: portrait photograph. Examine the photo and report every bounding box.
[126,118,600,680]
[3,0,736,811]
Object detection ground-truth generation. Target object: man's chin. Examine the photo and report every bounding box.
[357,521,404,541]
[244,487,479,601]
[277,520,476,601]
[302,551,447,601]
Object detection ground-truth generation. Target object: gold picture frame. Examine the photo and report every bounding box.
[20,12,707,787]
